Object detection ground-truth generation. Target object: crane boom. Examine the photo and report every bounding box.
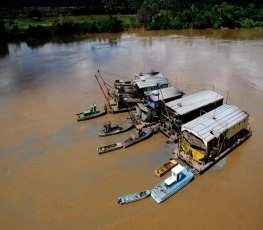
[94,74,112,109]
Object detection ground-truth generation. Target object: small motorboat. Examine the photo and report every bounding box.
[97,142,123,154]
[98,119,134,137]
[154,159,178,177]
[117,190,151,205]
[151,164,194,203]
[76,103,106,121]
[122,127,153,148]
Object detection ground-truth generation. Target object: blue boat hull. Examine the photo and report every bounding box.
[151,168,194,203]
[118,190,151,205]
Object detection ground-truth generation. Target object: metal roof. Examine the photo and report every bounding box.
[172,164,185,175]
[145,87,184,102]
[165,90,224,115]
[134,76,169,89]
[165,164,185,185]
[164,175,177,186]
[181,104,249,146]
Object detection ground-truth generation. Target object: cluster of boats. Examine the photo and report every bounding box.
[118,163,194,204]
[75,70,252,204]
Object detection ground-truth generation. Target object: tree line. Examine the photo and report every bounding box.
[137,1,263,29]
[0,16,123,40]
[1,0,263,41]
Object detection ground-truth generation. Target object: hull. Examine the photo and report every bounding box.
[122,128,153,148]
[151,168,194,204]
[76,111,106,121]
[118,190,151,205]
[99,122,134,137]
[97,142,123,154]
[154,159,178,177]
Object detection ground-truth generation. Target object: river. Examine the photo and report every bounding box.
[0,29,263,229]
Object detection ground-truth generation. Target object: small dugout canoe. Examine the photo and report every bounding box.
[117,190,151,205]
[97,142,123,154]
[154,159,178,177]
[122,128,153,148]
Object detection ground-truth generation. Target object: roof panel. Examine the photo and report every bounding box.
[181,104,249,146]
[165,90,224,115]
[145,87,184,102]
[134,76,169,89]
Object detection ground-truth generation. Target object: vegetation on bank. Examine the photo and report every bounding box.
[1,15,137,40]
[1,0,263,40]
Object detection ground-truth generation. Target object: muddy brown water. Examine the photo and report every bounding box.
[0,29,263,229]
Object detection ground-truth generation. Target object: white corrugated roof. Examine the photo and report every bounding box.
[181,104,249,146]
[172,164,185,174]
[146,87,184,102]
[134,76,169,89]
[165,90,224,115]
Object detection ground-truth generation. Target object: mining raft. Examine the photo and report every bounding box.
[174,104,252,174]
[95,70,170,113]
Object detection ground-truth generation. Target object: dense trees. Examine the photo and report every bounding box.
[137,1,263,29]
[1,0,263,40]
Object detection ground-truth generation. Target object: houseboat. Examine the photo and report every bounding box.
[177,104,252,174]
[160,90,224,139]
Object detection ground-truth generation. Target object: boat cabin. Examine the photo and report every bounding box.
[84,103,97,115]
[144,87,184,109]
[180,104,250,162]
[165,90,224,131]
[111,71,170,110]
[164,164,185,186]
[133,71,169,99]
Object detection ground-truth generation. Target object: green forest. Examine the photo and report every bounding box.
[1,0,263,40]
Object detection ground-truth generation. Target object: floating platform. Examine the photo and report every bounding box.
[174,131,252,175]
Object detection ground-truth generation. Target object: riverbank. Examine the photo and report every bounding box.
[0,15,141,41]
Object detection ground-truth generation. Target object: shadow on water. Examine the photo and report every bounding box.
[0,42,9,58]
[26,38,50,49]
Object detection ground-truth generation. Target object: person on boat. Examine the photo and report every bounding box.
[104,122,108,132]
[107,120,111,131]
[104,104,108,113]
[138,128,143,137]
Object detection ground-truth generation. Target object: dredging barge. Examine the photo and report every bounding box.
[95,70,170,113]
[174,104,252,175]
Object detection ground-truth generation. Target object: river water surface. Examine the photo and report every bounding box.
[0,29,263,229]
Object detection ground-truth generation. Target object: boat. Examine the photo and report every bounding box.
[97,142,123,154]
[117,190,151,205]
[98,119,134,137]
[154,159,178,177]
[76,103,106,121]
[151,164,194,203]
[122,127,153,148]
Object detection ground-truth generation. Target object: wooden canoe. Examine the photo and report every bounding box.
[154,159,178,177]
[117,190,151,205]
[122,128,153,148]
[97,142,123,154]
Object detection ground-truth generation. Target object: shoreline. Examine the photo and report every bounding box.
[2,27,263,44]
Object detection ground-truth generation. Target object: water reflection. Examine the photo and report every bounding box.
[0,42,8,57]
[0,29,263,230]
